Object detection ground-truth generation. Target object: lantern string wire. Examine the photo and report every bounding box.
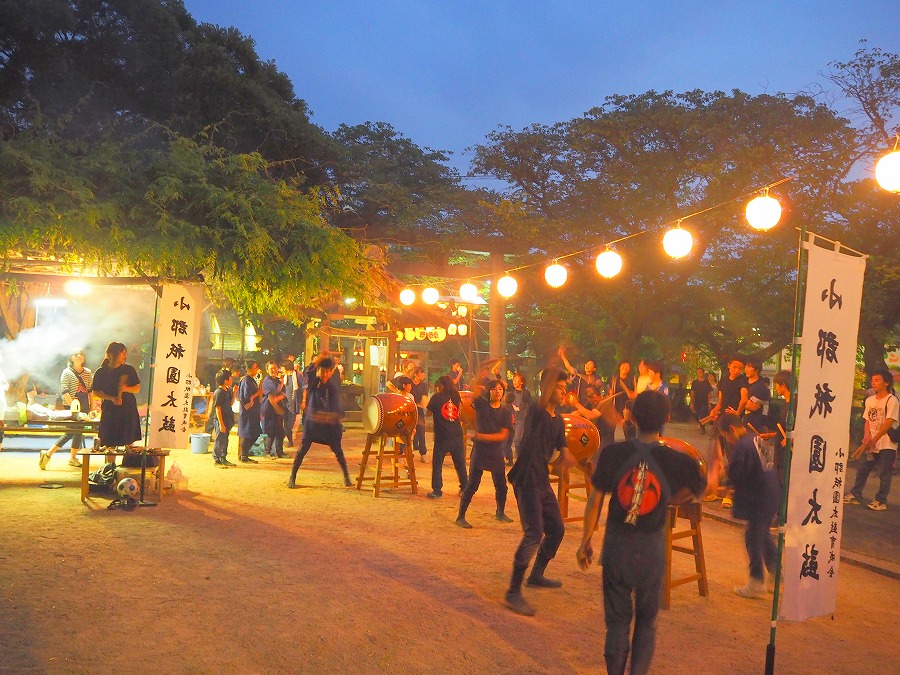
[401,175,795,291]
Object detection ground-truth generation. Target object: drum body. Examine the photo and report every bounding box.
[362,394,418,436]
[561,413,601,464]
[659,436,709,504]
[458,390,477,428]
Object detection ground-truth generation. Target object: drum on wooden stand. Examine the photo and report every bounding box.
[561,413,601,464]
[660,436,708,504]
[457,390,477,429]
[362,393,418,437]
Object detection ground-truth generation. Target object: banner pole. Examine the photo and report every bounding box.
[143,283,163,445]
[766,224,809,673]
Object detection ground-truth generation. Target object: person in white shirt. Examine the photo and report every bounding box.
[845,369,899,511]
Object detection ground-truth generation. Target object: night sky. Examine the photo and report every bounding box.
[181,1,897,175]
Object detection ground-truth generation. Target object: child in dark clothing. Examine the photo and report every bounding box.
[213,369,235,467]
[716,413,782,598]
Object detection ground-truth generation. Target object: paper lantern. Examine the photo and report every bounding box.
[544,262,567,288]
[457,305,467,317]
[459,282,479,302]
[64,279,92,297]
[448,324,457,336]
[421,287,439,305]
[496,274,518,298]
[595,249,623,278]
[663,226,693,259]
[746,193,782,231]
[399,288,415,305]
[458,323,468,336]
[875,150,900,192]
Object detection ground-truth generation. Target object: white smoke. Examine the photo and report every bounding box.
[0,286,158,399]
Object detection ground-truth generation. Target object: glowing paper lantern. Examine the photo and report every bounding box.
[399,288,415,305]
[421,287,439,305]
[544,262,567,288]
[459,282,479,302]
[875,150,900,192]
[457,305,467,317]
[663,226,693,259]
[64,279,92,297]
[746,193,782,231]
[458,323,468,336]
[496,274,518,298]
[595,249,623,278]
[448,324,457,336]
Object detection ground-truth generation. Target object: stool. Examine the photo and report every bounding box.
[355,432,418,497]
[550,461,594,522]
[660,501,709,609]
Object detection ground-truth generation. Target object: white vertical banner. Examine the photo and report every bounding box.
[782,241,866,620]
[147,284,204,449]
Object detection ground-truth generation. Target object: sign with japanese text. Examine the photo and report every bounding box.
[148,284,204,449]
[782,242,866,621]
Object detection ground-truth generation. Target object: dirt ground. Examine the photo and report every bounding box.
[1,424,897,674]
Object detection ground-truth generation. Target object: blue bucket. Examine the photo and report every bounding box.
[190,433,211,454]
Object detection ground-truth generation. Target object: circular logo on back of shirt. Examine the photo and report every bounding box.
[616,467,662,516]
[441,399,459,422]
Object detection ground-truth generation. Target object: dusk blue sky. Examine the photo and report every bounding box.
[182,1,897,175]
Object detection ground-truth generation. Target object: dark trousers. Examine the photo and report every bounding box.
[239,434,258,459]
[213,423,230,462]
[284,408,296,445]
[459,449,508,512]
[432,439,467,494]
[511,480,565,569]
[414,415,426,456]
[850,448,896,503]
[602,530,666,675]
[53,431,84,450]
[265,435,285,457]
[291,435,349,479]
[746,513,777,581]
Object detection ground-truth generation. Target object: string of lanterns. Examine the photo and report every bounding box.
[400,146,900,303]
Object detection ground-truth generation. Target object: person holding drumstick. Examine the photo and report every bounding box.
[504,368,572,616]
[288,351,352,488]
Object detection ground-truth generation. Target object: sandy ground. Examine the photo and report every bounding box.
[1,424,898,674]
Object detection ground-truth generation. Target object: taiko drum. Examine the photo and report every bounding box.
[659,436,708,480]
[362,393,418,437]
[458,390,477,428]
[561,413,601,464]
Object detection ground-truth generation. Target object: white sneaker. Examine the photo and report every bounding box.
[68,458,82,468]
[734,580,766,599]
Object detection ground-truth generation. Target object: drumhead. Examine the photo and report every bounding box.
[362,396,383,434]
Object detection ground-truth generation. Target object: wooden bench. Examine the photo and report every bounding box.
[77,448,170,505]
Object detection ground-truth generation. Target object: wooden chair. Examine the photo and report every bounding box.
[355,431,418,497]
[660,501,709,609]
[550,461,594,522]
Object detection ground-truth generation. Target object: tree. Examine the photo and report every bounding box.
[0,0,374,322]
[471,89,860,366]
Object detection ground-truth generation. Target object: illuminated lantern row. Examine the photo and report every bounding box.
[399,191,791,301]
[395,326,464,343]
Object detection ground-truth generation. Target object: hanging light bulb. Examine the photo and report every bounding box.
[459,281,479,302]
[399,288,415,305]
[746,188,782,231]
[496,274,518,298]
[663,222,693,259]
[595,248,623,278]
[421,287,439,305]
[544,261,567,288]
[875,137,900,192]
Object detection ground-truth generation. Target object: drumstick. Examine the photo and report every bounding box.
[747,422,761,436]
[777,423,787,439]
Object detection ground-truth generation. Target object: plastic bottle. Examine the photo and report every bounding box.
[70,398,81,414]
